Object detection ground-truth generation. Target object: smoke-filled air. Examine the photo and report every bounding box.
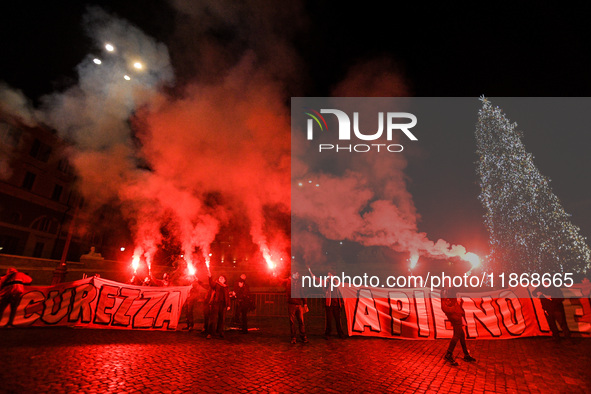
[0,2,477,276]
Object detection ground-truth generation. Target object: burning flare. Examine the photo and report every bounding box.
[131,254,140,273]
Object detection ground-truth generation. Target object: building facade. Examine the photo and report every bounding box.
[0,111,78,259]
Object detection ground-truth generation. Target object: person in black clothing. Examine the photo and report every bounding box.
[231,274,249,326]
[182,277,205,331]
[324,272,345,339]
[286,271,308,344]
[536,284,571,340]
[307,267,346,339]
[233,278,252,333]
[441,289,476,365]
[202,283,212,334]
[206,273,230,339]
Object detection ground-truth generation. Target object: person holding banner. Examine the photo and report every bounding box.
[0,268,33,326]
[441,289,476,366]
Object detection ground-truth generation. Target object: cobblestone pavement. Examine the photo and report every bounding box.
[1,316,589,393]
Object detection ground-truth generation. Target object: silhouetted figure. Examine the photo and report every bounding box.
[232,273,249,326]
[0,268,33,326]
[308,267,345,339]
[536,284,571,340]
[324,272,345,339]
[233,278,252,333]
[206,273,230,339]
[441,289,476,365]
[285,272,308,344]
[183,276,205,331]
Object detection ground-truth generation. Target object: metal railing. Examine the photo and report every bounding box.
[237,293,326,317]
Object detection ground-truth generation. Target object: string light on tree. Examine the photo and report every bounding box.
[475,97,591,274]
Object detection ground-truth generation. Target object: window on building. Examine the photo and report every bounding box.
[0,123,22,147]
[57,158,72,174]
[0,209,21,225]
[51,184,63,202]
[32,216,59,234]
[29,139,40,158]
[38,144,52,162]
[33,242,44,257]
[0,234,20,254]
[29,138,52,162]
[22,171,36,190]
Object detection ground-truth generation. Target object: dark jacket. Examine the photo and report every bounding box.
[535,285,564,311]
[208,276,230,307]
[441,298,465,326]
[235,283,251,302]
[286,277,307,306]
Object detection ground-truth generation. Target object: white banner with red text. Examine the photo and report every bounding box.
[0,277,191,330]
[341,286,591,339]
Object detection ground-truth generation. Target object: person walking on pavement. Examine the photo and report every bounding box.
[441,289,476,366]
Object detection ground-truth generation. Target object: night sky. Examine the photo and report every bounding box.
[1,1,590,263]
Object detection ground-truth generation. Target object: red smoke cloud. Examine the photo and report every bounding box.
[292,60,472,269]
[0,4,475,276]
[129,64,292,270]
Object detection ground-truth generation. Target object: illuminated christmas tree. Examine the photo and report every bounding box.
[476,98,591,274]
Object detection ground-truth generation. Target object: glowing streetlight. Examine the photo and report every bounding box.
[105,43,115,52]
[133,62,143,70]
[120,247,125,252]
[123,75,131,81]
[93,58,102,65]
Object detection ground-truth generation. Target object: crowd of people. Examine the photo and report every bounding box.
[126,264,346,344]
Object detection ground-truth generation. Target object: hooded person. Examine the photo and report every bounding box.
[206,273,230,339]
[0,268,33,326]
